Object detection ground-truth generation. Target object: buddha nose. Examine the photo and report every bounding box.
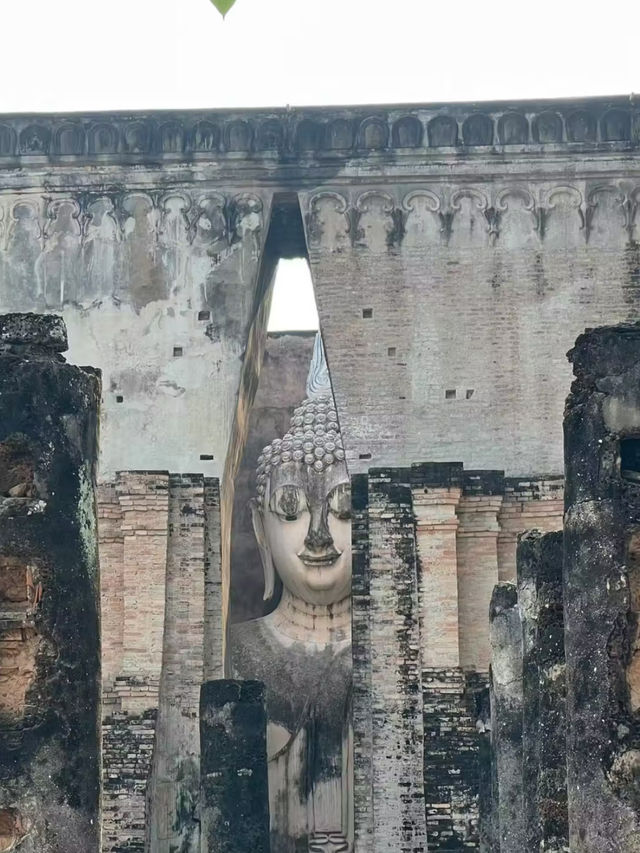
[304,505,334,553]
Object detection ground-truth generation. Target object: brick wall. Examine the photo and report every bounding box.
[98,471,222,853]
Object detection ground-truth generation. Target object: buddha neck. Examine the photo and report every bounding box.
[269,588,351,645]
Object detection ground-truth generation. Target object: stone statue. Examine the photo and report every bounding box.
[230,335,353,853]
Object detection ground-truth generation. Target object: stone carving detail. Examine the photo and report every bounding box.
[532,111,564,143]
[601,108,631,142]
[498,112,529,145]
[306,192,350,250]
[357,117,388,150]
[392,116,423,147]
[0,101,633,158]
[428,115,459,147]
[230,336,352,853]
[355,191,398,250]
[462,113,494,146]
[566,110,596,143]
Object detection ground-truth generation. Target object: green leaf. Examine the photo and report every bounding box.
[210,0,237,15]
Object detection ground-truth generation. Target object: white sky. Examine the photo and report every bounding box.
[3,0,638,331]
[2,0,638,113]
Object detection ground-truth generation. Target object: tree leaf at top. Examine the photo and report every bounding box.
[210,0,237,16]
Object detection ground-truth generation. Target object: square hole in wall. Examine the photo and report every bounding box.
[445,389,456,400]
[116,395,124,403]
[466,389,474,399]
[362,308,373,319]
[388,347,397,357]
[621,437,640,481]
[359,452,372,460]
[173,347,183,357]
[199,454,214,461]
[198,310,211,321]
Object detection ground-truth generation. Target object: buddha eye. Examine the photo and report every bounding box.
[328,482,351,520]
[270,485,308,521]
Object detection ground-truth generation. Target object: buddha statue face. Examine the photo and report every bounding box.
[252,394,352,608]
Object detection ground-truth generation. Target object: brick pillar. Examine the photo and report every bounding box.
[489,583,524,853]
[457,471,504,673]
[117,471,169,690]
[97,482,124,694]
[517,530,568,853]
[200,680,270,853]
[360,467,428,853]
[101,471,170,852]
[351,473,373,853]
[411,462,463,669]
[497,477,564,582]
[147,474,207,853]
[203,477,223,680]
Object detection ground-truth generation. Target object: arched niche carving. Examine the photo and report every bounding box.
[532,112,563,143]
[123,121,152,154]
[54,123,86,155]
[402,189,442,246]
[449,187,490,247]
[88,123,119,155]
[495,187,539,247]
[325,119,354,151]
[306,191,349,250]
[462,113,494,146]
[256,119,284,151]
[296,120,323,152]
[427,115,459,147]
[0,125,17,156]
[357,117,389,150]
[566,110,596,143]
[601,109,631,142]
[19,124,51,155]
[224,120,253,152]
[392,116,423,148]
[159,122,185,154]
[189,193,227,247]
[191,121,220,152]
[585,185,626,246]
[355,190,396,251]
[541,185,585,248]
[497,112,529,145]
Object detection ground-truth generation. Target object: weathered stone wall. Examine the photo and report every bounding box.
[199,680,270,853]
[352,461,548,853]
[564,323,640,852]
[0,98,636,490]
[0,313,101,852]
[97,471,222,853]
[518,530,568,853]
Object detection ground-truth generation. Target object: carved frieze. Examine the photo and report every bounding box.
[0,97,633,161]
[305,181,640,251]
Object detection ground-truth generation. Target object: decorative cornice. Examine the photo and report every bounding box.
[0,95,636,164]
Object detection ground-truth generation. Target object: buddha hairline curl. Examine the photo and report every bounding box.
[255,393,345,507]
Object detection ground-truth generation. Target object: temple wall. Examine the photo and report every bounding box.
[0,314,101,852]
[98,471,222,853]
[0,99,635,489]
[351,461,561,852]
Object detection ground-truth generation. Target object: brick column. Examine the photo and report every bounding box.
[117,471,169,693]
[411,463,463,669]
[366,467,428,853]
[97,482,124,694]
[497,477,564,582]
[457,471,504,672]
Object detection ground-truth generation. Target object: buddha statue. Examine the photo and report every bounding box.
[229,336,353,853]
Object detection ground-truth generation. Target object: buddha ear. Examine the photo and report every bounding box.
[250,497,275,601]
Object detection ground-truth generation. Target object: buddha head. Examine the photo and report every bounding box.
[252,338,351,608]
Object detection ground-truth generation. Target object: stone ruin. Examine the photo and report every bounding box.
[0,95,639,851]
